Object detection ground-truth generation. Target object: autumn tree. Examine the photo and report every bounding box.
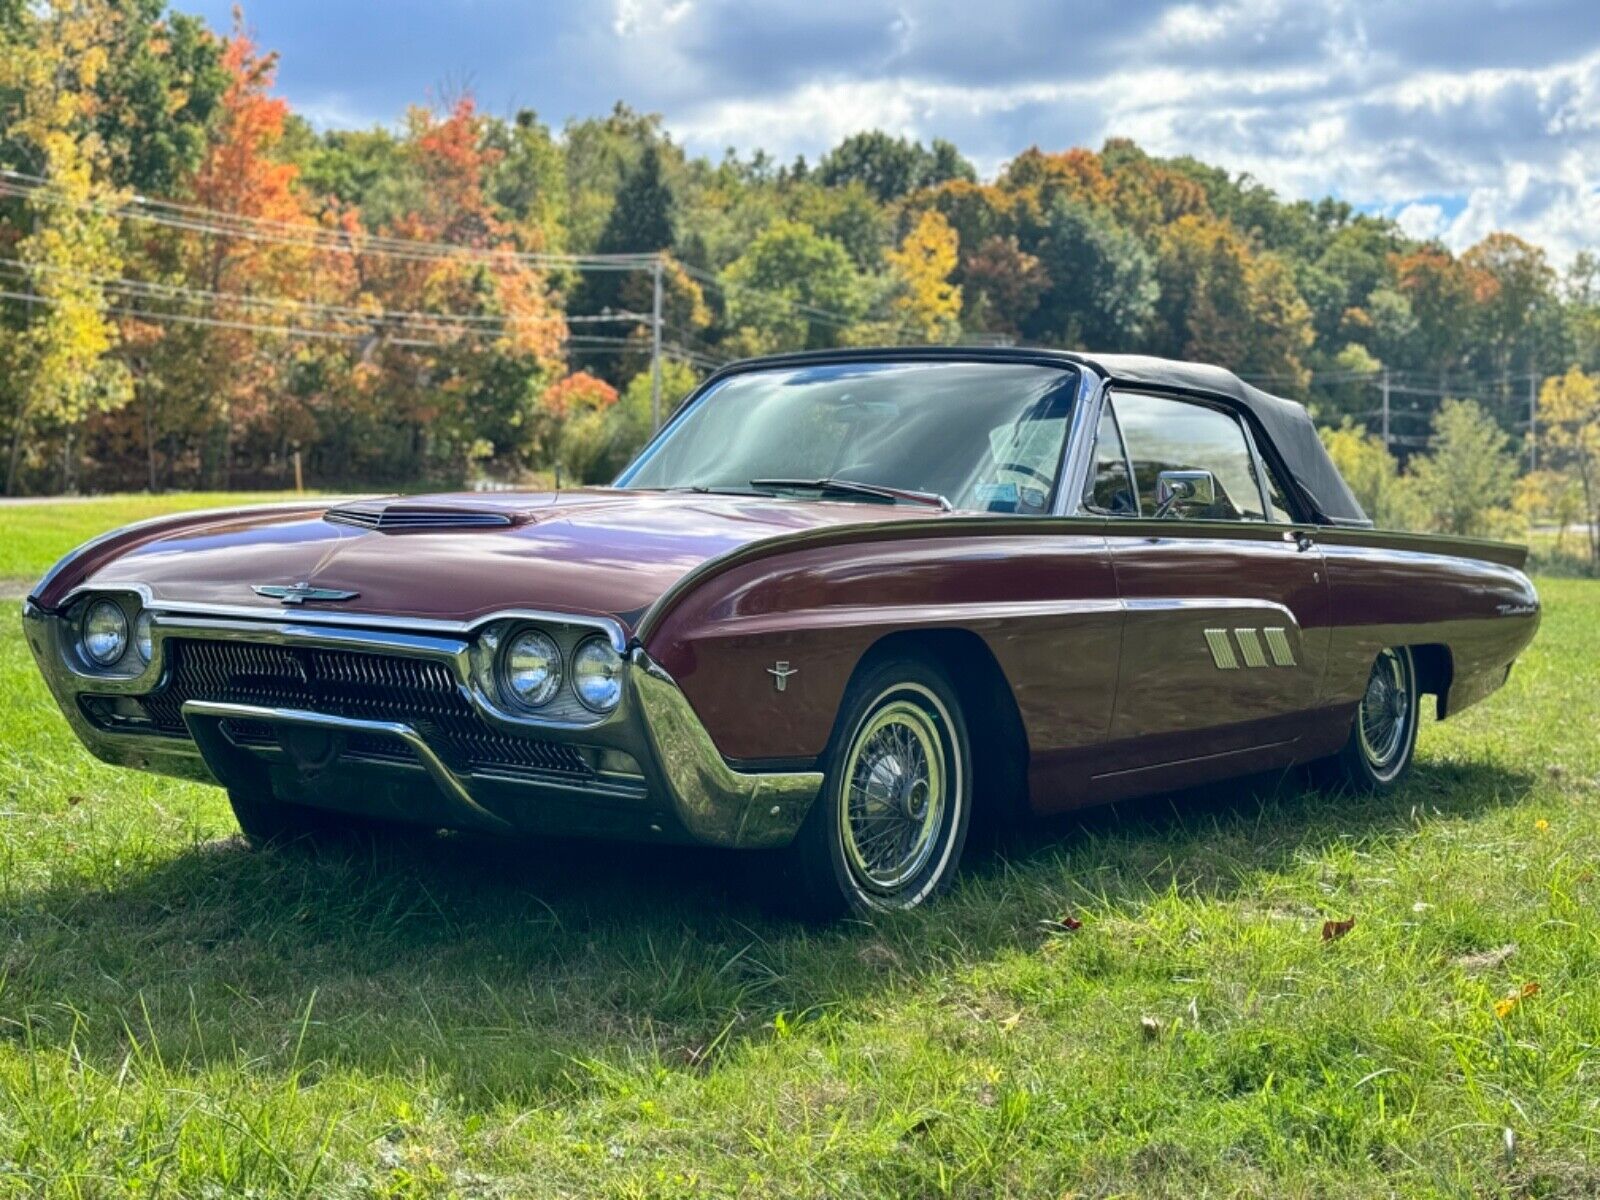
[883,209,961,343]
[1152,215,1314,388]
[961,235,1048,336]
[164,23,314,486]
[0,0,132,493]
[1536,367,1600,569]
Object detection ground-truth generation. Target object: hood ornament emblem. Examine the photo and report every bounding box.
[767,661,798,692]
[252,582,359,605]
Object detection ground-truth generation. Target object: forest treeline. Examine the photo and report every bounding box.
[1,0,1597,566]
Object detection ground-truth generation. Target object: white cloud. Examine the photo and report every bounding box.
[1394,202,1446,241]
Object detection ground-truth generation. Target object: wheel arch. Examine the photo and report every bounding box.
[1407,642,1454,718]
[842,627,1031,829]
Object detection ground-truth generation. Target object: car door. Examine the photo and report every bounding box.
[1087,390,1331,791]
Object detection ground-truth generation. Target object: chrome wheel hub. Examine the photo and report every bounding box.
[839,698,947,894]
[1358,649,1412,772]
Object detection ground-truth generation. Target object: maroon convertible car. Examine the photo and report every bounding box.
[25,348,1540,915]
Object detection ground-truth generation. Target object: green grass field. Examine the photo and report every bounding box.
[0,494,333,594]
[1,500,1596,1197]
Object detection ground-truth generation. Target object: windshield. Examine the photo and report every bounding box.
[616,360,1079,514]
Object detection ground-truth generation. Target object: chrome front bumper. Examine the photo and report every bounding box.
[21,600,821,848]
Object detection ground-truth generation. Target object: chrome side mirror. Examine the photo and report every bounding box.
[1154,469,1217,517]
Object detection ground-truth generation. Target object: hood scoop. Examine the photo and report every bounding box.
[325,499,526,532]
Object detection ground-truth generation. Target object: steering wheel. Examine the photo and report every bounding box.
[993,461,1054,487]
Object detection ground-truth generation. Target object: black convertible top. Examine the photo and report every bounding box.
[709,346,1372,528]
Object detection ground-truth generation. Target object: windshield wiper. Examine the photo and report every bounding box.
[749,477,951,511]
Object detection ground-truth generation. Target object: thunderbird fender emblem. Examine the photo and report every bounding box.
[767,661,799,692]
[252,582,359,605]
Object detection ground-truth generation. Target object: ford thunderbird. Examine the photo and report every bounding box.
[23,348,1540,915]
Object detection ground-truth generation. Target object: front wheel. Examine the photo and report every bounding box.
[775,657,971,919]
[1314,646,1420,793]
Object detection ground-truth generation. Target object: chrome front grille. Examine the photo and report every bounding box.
[139,640,592,780]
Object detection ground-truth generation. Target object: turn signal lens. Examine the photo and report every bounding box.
[82,599,129,666]
[134,610,154,663]
[572,636,624,712]
[501,629,562,708]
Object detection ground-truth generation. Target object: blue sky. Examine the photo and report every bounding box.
[179,0,1599,263]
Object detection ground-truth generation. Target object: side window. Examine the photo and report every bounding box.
[1113,394,1267,521]
[1083,404,1137,514]
[1252,452,1296,523]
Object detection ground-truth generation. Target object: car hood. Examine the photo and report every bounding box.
[65,489,947,632]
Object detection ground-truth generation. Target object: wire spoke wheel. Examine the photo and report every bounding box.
[1357,648,1413,777]
[838,697,948,896]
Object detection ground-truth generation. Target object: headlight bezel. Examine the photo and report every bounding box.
[81,598,131,667]
[497,627,565,710]
[571,635,624,713]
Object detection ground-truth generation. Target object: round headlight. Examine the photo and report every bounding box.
[134,610,154,663]
[82,599,129,666]
[572,636,624,712]
[501,629,562,707]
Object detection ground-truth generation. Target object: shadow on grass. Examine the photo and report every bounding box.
[0,756,1534,1107]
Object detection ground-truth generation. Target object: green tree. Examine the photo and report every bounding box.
[1024,195,1155,348]
[0,0,132,494]
[817,131,974,203]
[1319,421,1420,530]
[1408,398,1520,538]
[721,219,865,352]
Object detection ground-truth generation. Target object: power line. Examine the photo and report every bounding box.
[0,255,650,336]
[0,170,658,272]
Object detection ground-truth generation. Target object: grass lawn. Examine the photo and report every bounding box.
[1,500,1596,1197]
[0,494,338,594]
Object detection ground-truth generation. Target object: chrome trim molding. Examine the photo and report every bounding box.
[182,700,515,830]
[23,600,820,849]
[50,581,630,654]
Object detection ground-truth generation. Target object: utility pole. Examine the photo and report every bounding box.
[1528,370,1539,471]
[1380,369,1391,448]
[649,255,664,432]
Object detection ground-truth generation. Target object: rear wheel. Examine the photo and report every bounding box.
[1314,646,1419,793]
[776,657,971,919]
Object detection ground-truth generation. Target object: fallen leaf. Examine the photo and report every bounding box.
[1453,944,1517,975]
[1494,981,1540,1019]
[65,795,83,808]
[1040,914,1083,934]
[1321,916,1356,942]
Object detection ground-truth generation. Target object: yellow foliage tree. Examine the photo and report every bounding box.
[1537,367,1600,569]
[0,0,132,493]
[885,209,961,344]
